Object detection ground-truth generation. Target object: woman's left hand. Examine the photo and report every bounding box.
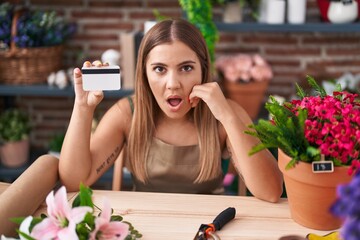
[189,82,233,122]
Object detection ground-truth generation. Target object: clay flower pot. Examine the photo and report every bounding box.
[278,149,352,230]
[0,139,29,168]
[223,80,269,120]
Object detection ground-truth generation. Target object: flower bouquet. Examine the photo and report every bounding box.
[245,75,360,230]
[1,184,142,240]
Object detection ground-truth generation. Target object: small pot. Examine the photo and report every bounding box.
[0,139,29,168]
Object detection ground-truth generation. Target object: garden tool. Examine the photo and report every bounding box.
[193,207,236,240]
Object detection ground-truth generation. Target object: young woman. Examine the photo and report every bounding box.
[59,19,283,202]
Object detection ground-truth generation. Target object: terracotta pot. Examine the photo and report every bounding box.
[278,149,352,230]
[0,139,29,168]
[223,80,269,120]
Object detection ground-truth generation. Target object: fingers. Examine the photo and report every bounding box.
[82,60,109,67]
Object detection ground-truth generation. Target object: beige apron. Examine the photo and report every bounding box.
[130,138,224,194]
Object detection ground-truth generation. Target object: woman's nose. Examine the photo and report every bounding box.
[166,72,181,89]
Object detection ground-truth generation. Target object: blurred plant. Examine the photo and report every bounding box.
[0,109,31,143]
[0,3,14,49]
[322,72,360,95]
[48,133,65,152]
[0,3,76,49]
[331,171,360,240]
[179,0,218,63]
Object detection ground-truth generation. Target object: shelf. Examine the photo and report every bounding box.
[0,84,133,98]
[215,22,360,33]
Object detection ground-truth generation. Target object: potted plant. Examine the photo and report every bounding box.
[0,108,32,168]
[215,53,273,120]
[48,132,65,158]
[245,76,360,230]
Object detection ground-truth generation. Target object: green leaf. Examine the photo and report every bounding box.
[111,215,124,221]
[306,75,327,97]
[72,183,94,209]
[11,217,26,225]
[295,83,306,99]
[17,231,35,240]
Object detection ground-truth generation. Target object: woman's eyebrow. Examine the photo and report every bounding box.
[178,60,196,65]
[150,60,196,66]
[150,62,166,66]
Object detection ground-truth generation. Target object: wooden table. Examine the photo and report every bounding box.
[36,189,334,240]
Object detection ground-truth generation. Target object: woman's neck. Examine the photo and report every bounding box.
[155,112,198,146]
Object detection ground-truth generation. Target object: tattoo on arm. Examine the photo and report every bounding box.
[96,146,121,175]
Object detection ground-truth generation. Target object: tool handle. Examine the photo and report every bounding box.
[212,207,236,231]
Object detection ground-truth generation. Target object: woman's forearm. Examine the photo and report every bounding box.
[223,110,283,202]
[59,104,95,191]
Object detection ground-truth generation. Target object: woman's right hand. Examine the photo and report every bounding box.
[73,60,105,108]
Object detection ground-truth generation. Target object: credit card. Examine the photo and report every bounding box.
[81,65,121,91]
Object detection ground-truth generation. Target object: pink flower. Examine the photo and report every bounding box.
[90,197,129,240]
[290,91,360,168]
[31,186,92,240]
[216,54,272,83]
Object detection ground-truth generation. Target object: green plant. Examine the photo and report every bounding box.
[0,3,76,49]
[245,76,360,174]
[179,0,219,63]
[0,109,31,143]
[48,133,65,152]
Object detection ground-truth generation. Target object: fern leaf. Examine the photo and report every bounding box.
[307,75,327,97]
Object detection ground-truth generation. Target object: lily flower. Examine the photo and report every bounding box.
[90,197,129,240]
[31,186,92,240]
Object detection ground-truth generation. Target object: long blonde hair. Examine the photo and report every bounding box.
[127,19,221,183]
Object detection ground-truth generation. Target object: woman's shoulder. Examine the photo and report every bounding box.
[100,95,134,133]
[115,95,134,115]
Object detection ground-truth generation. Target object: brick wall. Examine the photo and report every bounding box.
[4,0,360,149]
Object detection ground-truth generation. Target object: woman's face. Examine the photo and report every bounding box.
[146,40,202,119]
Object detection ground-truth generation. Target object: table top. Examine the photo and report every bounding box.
[0,182,335,239]
[35,189,333,240]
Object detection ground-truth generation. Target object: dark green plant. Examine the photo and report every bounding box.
[245,94,317,170]
[48,133,65,152]
[0,109,31,143]
[179,0,219,64]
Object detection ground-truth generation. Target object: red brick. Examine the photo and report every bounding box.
[31,0,82,6]
[84,23,134,31]
[71,11,124,19]
[89,0,142,8]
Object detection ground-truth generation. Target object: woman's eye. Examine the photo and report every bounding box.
[154,66,165,73]
[182,65,193,72]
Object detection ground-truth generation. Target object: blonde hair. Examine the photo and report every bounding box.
[127,19,221,183]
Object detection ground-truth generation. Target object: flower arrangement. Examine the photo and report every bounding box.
[245,75,360,174]
[0,3,76,49]
[331,171,360,240]
[215,53,273,83]
[1,184,142,240]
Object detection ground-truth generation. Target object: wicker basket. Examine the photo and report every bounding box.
[0,9,64,85]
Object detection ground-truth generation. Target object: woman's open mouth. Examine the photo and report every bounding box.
[166,96,183,111]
